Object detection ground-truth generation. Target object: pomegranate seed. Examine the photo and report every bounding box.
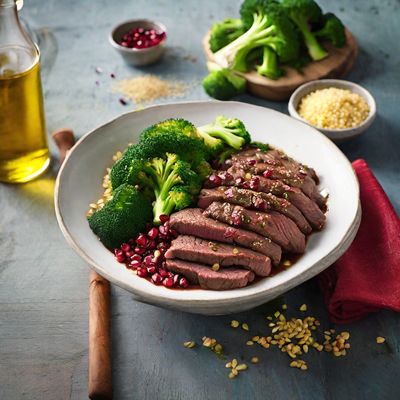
[208,174,222,186]
[159,214,169,223]
[249,176,260,190]
[151,273,163,285]
[232,213,242,226]
[114,249,123,257]
[235,177,245,185]
[224,227,236,238]
[163,277,174,287]
[254,198,267,210]
[130,254,142,262]
[159,269,168,278]
[116,254,125,263]
[134,247,146,255]
[128,238,136,245]
[125,250,134,258]
[179,277,189,288]
[129,259,141,269]
[263,169,273,178]
[146,239,156,250]
[120,243,130,252]
[147,227,159,239]
[169,228,178,237]
[147,266,157,274]
[158,246,167,254]
[143,255,155,267]
[225,188,235,198]
[173,274,180,285]
[225,172,233,180]
[137,268,148,278]
[136,234,147,247]
[247,159,257,166]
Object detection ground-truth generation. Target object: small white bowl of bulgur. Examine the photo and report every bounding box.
[288,79,376,142]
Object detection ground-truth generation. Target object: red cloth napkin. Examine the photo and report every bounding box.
[318,159,400,324]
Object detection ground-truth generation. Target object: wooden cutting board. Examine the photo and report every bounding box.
[202,29,358,101]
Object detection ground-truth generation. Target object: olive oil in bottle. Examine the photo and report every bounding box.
[0,0,50,183]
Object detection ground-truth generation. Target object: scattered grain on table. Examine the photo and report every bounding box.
[113,75,193,104]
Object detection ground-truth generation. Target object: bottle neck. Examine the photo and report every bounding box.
[0,0,38,76]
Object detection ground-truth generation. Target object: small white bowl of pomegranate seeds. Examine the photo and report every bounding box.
[110,19,167,66]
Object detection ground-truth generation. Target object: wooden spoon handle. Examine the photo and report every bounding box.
[88,271,112,400]
[52,129,113,399]
[52,128,76,164]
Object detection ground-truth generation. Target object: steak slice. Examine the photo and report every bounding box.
[227,162,326,209]
[165,259,255,290]
[230,147,319,184]
[204,202,306,254]
[198,186,312,234]
[165,235,271,276]
[170,208,281,265]
[203,171,325,230]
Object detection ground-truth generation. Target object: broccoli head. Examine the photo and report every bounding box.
[140,118,200,141]
[148,155,202,224]
[214,0,299,72]
[209,18,246,53]
[281,0,328,61]
[314,13,346,48]
[87,184,153,249]
[197,115,251,150]
[202,62,246,101]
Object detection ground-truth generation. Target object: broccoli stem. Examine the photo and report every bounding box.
[153,196,174,224]
[214,13,275,68]
[292,16,328,61]
[199,125,245,149]
[152,167,182,224]
[256,46,283,80]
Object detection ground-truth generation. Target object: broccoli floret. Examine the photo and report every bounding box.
[202,61,246,101]
[256,45,283,79]
[314,13,346,48]
[213,0,299,71]
[110,144,145,190]
[281,0,328,61]
[209,18,246,53]
[88,184,153,249]
[140,118,200,141]
[197,115,251,150]
[142,154,201,224]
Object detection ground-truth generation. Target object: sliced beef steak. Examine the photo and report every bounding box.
[227,162,326,209]
[165,235,271,276]
[204,202,306,253]
[204,171,325,230]
[198,186,312,234]
[230,147,319,184]
[170,208,281,265]
[166,259,254,290]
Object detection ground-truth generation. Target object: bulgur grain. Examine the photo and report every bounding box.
[297,87,370,129]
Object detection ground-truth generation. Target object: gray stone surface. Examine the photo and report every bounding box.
[0,0,399,399]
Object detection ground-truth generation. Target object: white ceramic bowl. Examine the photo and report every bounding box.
[55,101,361,315]
[109,19,166,66]
[288,79,376,142]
